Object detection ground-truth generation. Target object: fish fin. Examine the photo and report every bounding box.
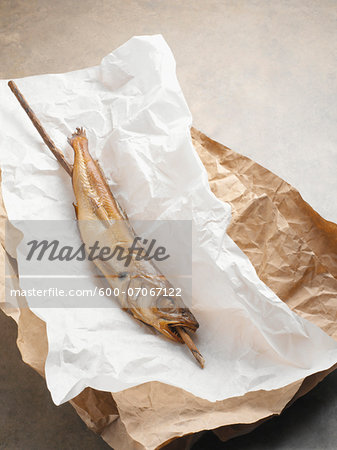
[133,317,158,334]
[72,202,78,218]
[117,200,129,222]
[68,127,87,147]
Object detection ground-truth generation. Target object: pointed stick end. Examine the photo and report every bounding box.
[176,326,205,369]
[192,349,205,369]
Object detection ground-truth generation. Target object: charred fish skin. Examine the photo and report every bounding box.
[68,128,199,342]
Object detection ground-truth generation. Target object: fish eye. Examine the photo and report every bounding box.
[156,296,176,312]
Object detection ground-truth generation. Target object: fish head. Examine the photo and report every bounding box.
[128,279,199,342]
[152,293,199,342]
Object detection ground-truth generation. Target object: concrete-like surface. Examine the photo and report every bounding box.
[1,1,337,449]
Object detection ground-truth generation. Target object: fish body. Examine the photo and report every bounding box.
[69,128,199,342]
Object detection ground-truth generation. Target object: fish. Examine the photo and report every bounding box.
[68,127,200,344]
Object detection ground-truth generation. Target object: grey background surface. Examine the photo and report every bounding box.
[1,0,337,449]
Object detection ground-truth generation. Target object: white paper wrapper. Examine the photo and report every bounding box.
[1,35,337,406]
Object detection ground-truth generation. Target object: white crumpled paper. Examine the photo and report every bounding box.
[1,35,337,406]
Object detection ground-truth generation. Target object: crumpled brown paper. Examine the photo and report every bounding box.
[1,127,337,450]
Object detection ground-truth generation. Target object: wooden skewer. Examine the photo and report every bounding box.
[8,80,73,176]
[8,80,205,368]
[177,327,205,368]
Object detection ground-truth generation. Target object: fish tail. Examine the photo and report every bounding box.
[67,127,87,148]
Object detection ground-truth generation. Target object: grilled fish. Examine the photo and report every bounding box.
[69,127,199,343]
